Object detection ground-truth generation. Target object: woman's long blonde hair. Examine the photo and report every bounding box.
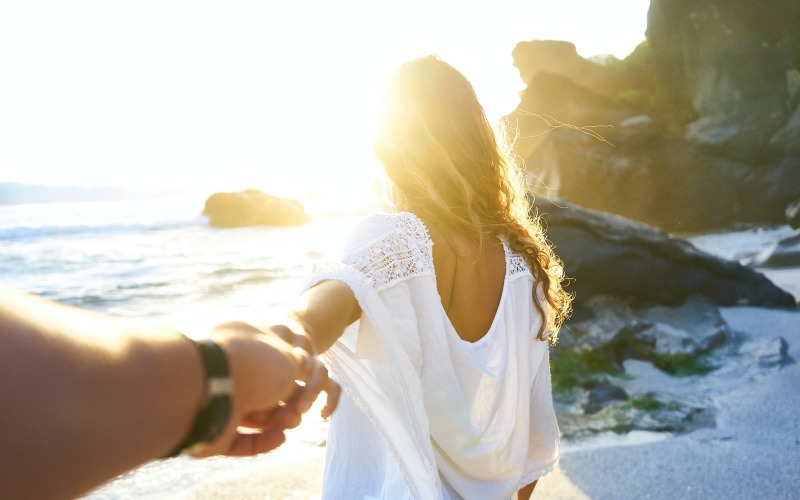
[372,55,571,343]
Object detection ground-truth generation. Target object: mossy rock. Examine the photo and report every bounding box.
[558,396,714,438]
[551,346,624,393]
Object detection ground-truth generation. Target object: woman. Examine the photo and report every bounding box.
[280,55,571,499]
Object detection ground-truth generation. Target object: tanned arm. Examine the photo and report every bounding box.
[0,286,328,499]
[283,280,361,355]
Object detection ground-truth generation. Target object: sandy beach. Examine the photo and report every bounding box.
[536,300,800,499]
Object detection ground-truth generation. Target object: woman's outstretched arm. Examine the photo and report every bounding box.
[266,280,360,419]
[282,280,361,355]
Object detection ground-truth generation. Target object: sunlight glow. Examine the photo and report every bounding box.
[0,1,649,211]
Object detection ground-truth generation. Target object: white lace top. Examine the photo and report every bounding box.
[304,212,559,500]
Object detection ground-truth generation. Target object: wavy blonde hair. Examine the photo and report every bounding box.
[372,55,571,343]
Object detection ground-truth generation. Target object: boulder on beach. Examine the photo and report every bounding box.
[563,295,732,359]
[532,197,796,309]
[203,190,311,228]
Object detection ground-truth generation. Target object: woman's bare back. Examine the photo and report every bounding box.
[426,223,506,343]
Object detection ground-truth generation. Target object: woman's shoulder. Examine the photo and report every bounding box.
[343,212,430,254]
[340,212,435,289]
[342,212,398,254]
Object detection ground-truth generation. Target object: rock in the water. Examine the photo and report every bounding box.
[533,197,796,308]
[743,232,800,268]
[203,190,311,228]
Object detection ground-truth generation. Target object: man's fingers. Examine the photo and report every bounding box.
[223,429,287,457]
[241,407,302,431]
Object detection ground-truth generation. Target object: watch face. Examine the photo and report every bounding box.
[208,377,234,397]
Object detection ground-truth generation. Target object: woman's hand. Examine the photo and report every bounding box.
[268,323,341,420]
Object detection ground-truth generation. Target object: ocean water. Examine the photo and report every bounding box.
[0,196,368,498]
[0,196,368,329]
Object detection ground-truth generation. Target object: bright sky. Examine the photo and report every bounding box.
[0,1,649,209]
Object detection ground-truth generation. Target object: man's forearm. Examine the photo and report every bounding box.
[0,286,204,499]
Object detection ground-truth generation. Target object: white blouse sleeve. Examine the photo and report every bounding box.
[306,214,444,498]
[302,213,403,362]
[302,213,395,293]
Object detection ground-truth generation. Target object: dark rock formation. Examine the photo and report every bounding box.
[509,1,800,232]
[203,190,311,228]
[565,295,732,359]
[525,122,749,231]
[584,384,629,414]
[533,197,796,309]
[647,0,800,161]
[557,395,714,439]
[741,158,800,223]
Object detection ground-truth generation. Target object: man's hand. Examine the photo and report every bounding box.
[190,321,340,457]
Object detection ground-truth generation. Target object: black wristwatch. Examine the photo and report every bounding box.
[166,338,232,457]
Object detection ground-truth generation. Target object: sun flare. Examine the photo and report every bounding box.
[0,1,649,213]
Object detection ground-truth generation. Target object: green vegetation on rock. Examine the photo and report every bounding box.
[650,352,717,376]
[629,394,665,411]
[551,347,623,392]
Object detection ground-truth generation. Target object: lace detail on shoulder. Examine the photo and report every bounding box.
[391,211,432,244]
[342,212,434,292]
[303,261,371,297]
[504,241,532,280]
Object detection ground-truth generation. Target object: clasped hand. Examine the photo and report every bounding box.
[191,321,340,458]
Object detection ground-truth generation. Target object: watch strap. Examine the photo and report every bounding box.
[166,337,232,457]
